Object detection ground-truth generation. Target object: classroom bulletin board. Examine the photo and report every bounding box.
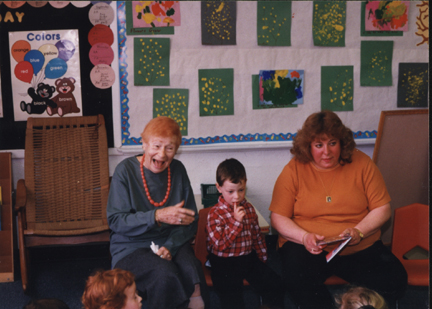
[115,1,429,150]
[0,1,116,150]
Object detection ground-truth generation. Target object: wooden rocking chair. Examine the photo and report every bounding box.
[15,115,110,292]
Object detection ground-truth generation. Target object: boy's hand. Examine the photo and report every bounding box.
[233,203,245,222]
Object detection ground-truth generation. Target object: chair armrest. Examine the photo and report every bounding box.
[15,179,27,211]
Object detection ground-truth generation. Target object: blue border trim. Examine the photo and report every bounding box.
[116,2,377,147]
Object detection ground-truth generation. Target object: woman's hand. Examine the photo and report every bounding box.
[155,201,195,225]
[303,232,326,255]
[339,228,362,246]
[156,246,172,261]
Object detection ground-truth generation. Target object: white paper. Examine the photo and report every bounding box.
[150,241,159,254]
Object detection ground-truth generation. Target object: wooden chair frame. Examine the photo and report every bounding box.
[15,115,110,292]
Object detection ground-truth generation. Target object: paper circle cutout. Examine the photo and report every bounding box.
[3,1,26,8]
[89,42,114,65]
[89,2,114,26]
[71,1,90,8]
[88,24,114,46]
[90,64,115,89]
[27,1,48,8]
[49,1,70,9]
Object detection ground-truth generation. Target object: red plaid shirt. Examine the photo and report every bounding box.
[206,196,268,262]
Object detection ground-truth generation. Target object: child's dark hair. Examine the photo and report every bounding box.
[23,298,70,309]
[216,158,247,186]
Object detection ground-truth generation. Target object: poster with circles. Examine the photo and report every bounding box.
[88,1,115,89]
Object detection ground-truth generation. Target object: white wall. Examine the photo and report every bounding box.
[7,143,375,228]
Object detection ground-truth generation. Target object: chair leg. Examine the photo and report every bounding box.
[17,211,29,292]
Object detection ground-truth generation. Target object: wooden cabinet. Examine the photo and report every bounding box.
[0,152,14,282]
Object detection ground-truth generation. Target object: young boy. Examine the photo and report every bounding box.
[206,158,284,309]
[82,269,142,309]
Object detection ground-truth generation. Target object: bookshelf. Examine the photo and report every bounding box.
[0,152,14,282]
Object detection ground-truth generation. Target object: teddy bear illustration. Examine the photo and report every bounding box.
[20,83,57,114]
[47,77,80,117]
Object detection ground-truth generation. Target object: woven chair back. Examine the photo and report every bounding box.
[24,115,109,235]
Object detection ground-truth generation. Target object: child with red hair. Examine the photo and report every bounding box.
[82,269,142,309]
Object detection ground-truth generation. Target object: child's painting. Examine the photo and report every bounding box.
[397,63,429,108]
[313,1,346,47]
[257,1,292,46]
[201,1,236,45]
[199,69,234,116]
[132,1,180,28]
[321,66,353,112]
[134,38,170,86]
[153,89,189,135]
[415,1,429,46]
[360,40,393,86]
[365,1,409,32]
[259,70,303,108]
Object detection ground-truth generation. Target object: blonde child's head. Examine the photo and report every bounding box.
[335,286,388,309]
[82,269,142,309]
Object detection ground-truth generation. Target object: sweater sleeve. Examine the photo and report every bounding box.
[269,160,298,218]
[107,162,158,237]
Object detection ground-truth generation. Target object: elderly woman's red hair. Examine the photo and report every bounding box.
[82,269,135,309]
[141,116,182,151]
[291,110,356,165]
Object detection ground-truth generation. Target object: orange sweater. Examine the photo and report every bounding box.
[269,149,390,255]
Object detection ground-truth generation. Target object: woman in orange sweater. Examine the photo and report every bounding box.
[269,111,407,309]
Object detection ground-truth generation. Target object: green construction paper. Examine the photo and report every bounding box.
[126,1,174,35]
[313,1,346,47]
[360,1,403,37]
[360,41,393,86]
[257,1,292,46]
[153,89,189,135]
[134,37,170,86]
[321,66,354,112]
[252,75,260,109]
[397,63,429,108]
[199,69,234,116]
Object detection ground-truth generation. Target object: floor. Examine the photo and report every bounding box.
[0,244,429,309]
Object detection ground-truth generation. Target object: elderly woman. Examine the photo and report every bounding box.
[107,116,208,309]
[269,111,407,309]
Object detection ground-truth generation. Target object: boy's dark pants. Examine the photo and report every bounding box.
[209,251,284,309]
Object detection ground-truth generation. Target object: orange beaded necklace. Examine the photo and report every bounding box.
[140,154,171,207]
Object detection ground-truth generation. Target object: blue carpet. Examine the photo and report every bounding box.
[0,244,428,309]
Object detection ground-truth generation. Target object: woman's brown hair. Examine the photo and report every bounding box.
[81,269,135,309]
[291,110,356,165]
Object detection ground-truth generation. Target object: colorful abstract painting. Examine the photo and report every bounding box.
[361,2,402,37]
[153,89,189,135]
[360,41,393,86]
[201,1,236,45]
[415,1,429,46]
[365,1,409,32]
[125,2,174,35]
[257,1,291,46]
[132,1,180,28]
[397,63,429,108]
[259,70,303,108]
[199,69,234,116]
[321,66,353,112]
[313,1,346,47]
[134,38,170,86]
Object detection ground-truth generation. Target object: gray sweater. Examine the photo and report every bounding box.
[107,156,198,268]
